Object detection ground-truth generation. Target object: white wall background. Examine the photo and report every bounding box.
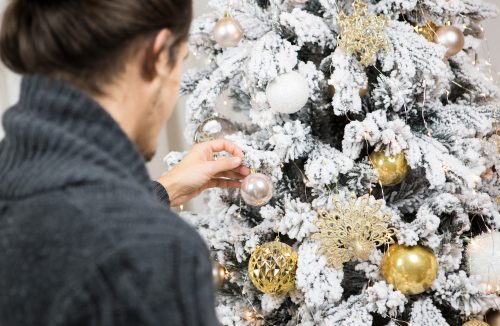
[0,0,499,183]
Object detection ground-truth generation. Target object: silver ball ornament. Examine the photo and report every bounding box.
[434,26,465,58]
[241,173,273,207]
[266,71,310,114]
[194,117,237,143]
[213,14,244,48]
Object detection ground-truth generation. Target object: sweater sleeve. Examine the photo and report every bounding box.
[151,181,170,207]
[52,237,219,326]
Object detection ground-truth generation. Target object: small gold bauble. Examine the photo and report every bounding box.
[462,319,489,326]
[381,244,438,295]
[212,261,228,288]
[370,150,410,186]
[414,21,439,42]
[248,240,298,295]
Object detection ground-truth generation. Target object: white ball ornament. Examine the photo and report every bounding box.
[467,231,500,294]
[266,71,310,114]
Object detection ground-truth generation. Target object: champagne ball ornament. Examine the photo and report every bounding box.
[248,239,298,294]
[467,231,500,294]
[241,173,273,207]
[194,117,237,143]
[381,244,438,295]
[212,261,228,289]
[266,71,310,114]
[434,26,465,58]
[213,13,244,48]
[370,150,410,186]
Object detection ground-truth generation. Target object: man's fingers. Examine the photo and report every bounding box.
[233,165,251,176]
[206,157,243,176]
[203,139,245,158]
[206,179,242,189]
[214,171,246,180]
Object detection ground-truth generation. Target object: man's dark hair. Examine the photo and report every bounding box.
[0,0,193,94]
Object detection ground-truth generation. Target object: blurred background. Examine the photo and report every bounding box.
[0,0,499,208]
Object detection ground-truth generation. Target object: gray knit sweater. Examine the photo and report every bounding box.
[0,75,218,326]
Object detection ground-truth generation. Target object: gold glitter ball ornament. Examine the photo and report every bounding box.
[312,194,396,270]
[462,320,489,326]
[381,244,438,295]
[248,239,298,295]
[414,21,439,42]
[337,0,389,66]
[370,150,410,186]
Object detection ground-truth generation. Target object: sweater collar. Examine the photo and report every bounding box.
[0,75,152,198]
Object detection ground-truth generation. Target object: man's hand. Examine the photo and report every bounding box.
[157,140,251,207]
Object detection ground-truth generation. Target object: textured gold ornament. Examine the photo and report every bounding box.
[248,239,298,295]
[381,244,438,295]
[312,194,396,270]
[414,21,439,42]
[337,0,389,66]
[370,150,410,186]
[462,320,489,326]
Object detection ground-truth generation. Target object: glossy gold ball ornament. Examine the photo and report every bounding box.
[462,320,489,326]
[213,12,244,48]
[248,239,298,295]
[212,261,228,288]
[381,244,439,295]
[434,26,465,58]
[370,150,410,186]
[414,21,439,42]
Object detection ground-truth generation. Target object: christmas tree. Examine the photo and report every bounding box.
[165,0,500,325]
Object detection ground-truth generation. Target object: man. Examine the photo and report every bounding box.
[0,0,249,325]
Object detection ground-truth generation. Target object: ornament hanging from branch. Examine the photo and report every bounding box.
[212,261,229,289]
[312,194,396,270]
[241,173,274,207]
[337,0,389,66]
[193,116,238,143]
[434,25,465,58]
[213,12,244,48]
[266,71,310,114]
[381,244,438,295]
[248,238,298,295]
[413,21,439,42]
[370,150,410,187]
[467,231,500,295]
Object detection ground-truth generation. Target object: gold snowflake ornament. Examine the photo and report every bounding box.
[337,0,389,66]
[312,194,396,270]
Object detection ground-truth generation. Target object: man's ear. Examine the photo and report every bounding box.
[154,29,173,77]
[141,28,172,80]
